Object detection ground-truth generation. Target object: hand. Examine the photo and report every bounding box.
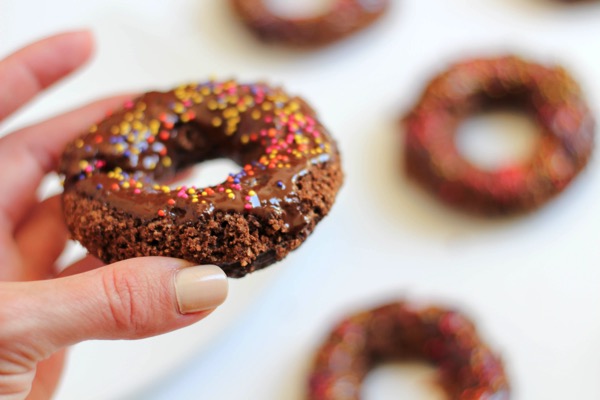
[0,31,228,400]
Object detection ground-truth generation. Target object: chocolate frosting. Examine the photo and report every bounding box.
[61,81,338,233]
[60,81,343,275]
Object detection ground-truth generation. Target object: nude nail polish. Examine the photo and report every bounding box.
[174,265,228,314]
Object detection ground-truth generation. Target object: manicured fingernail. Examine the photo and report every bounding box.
[174,265,228,314]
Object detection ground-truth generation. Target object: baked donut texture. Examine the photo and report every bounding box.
[404,56,595,215]
[60,80,343,278]
[230,0,389,47]
[308,302,509,400]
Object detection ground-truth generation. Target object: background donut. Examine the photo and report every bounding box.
[230,0,389,46]
[404,56,595,215]
[307,301,510,400]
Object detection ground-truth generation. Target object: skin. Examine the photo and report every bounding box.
[0,31,224,400]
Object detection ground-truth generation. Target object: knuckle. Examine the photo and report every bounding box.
[101,268,153,336]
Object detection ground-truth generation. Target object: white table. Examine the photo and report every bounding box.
[2,1,600,399]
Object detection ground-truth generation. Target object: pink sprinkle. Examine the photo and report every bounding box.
[134,189,141,194]
[124,100,134,109]
[244,204,252,210]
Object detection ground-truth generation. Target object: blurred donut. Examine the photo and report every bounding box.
[404,56,595,215]
[308,301,509,400]
[230,0,389,46]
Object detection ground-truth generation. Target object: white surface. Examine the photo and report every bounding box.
[1,1,600,399]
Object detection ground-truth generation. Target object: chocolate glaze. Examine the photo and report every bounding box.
[230,0,389,47]
[60,81,343,276]
[308,301,510,400]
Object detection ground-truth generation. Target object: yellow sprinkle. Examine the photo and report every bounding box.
[223,108,239,118]
[228,193,235,199]
[225,189,232,193]
[289,101,300,112]
[192,94,204,104]
[78,160,89,169]
[202,191,207,196]
[162,156,172,167]
[89,125,98,133]
[201,87,211,96]
[149,119,160,134]
[161,185,170,193]
[192,198,199,203]
[136,102,147,111]
[122,182,130,189]
[173,102,185,114]
[251,110,261,120]
[187,188,196,194]
[240,134,249,144]
[212,117,222,127]
[132,121,144,131]
[262,102,273,111]
[124,113,134,122]
[75,139,84,148]
[208,100,219,111]
[248,190,256,196]
[136,182,143,189]
[110,126,120,135]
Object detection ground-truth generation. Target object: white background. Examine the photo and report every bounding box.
[1,0,600,399]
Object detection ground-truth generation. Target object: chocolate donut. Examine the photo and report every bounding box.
[230,0,389,47]
[60,80,343,277]
[404,56,595,215]
[308,302,509,400]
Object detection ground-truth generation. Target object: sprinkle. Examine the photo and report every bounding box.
[212,117,222,127]
[158,210,166,217]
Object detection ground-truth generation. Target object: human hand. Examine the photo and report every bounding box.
[0,31,228,400]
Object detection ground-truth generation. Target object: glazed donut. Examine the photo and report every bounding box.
[230,0,389,47]
[404,56,595,215]
[60,80,343,278]
[308,302,509,400]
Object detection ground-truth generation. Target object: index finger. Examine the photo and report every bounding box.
[0,95,133,231]
[0,30,93,122]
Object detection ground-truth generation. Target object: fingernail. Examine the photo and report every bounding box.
[174,265,228,314]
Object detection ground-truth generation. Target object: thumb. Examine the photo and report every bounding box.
[2,257,228,356]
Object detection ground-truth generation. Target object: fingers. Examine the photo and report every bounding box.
[0,94,132,231]
[14,196,68,281]
[27,350,66,400]
[0,258,228,357]
[0,30,93,122]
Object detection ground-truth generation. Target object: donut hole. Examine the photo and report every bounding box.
[362,362,446,399]
[456,109,540,171]
[170,158,242,189]
[264,0,336,18]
